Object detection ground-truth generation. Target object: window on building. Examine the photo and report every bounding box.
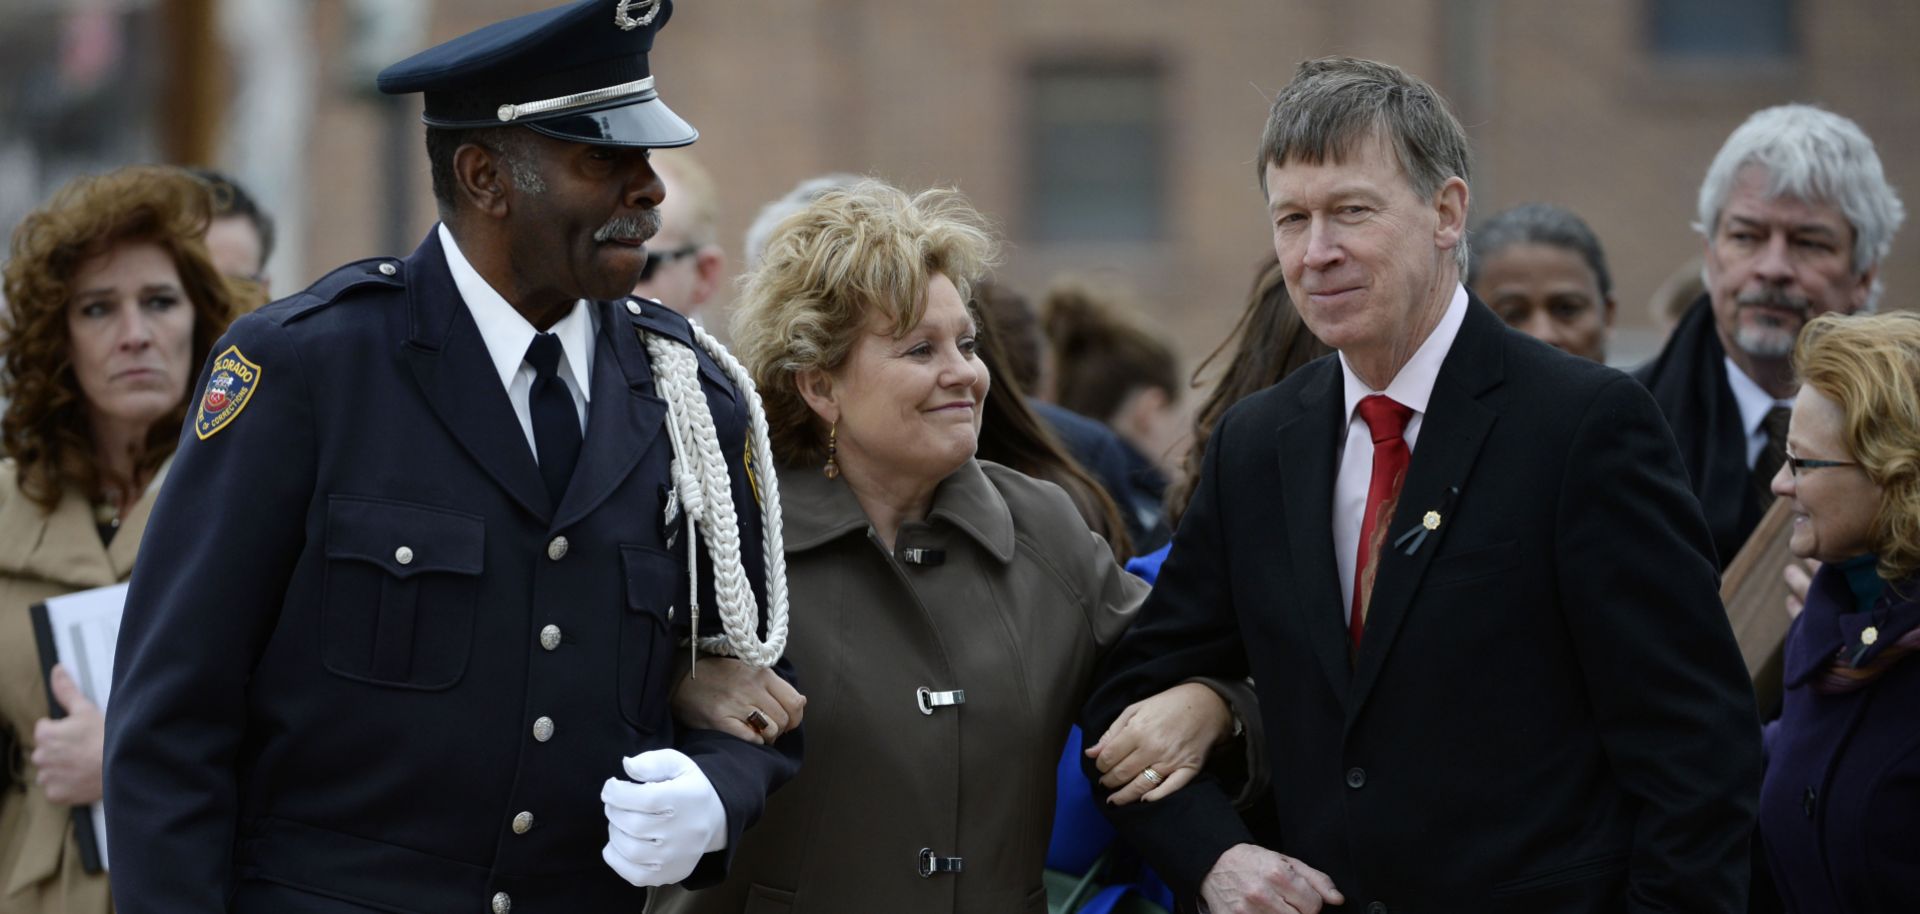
[1648,0,1795,59]
[1025,60,1166,243]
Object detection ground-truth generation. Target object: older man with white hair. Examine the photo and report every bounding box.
[1636,104,1905,569]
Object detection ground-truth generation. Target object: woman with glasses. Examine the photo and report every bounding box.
[1757,311,1920,914]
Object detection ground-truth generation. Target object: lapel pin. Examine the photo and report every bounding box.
[1393,486,1460,556]
[1850,625,1881,667]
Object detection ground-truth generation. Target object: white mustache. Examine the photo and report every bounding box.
[1736,287,1812,318]
[594,209,661,243]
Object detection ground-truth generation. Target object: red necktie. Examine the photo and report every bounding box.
[1352,395,1413,647]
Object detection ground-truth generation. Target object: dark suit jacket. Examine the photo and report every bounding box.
[105,230,800,913]
[1632,295,1759,569]
[1083,300,1761,913]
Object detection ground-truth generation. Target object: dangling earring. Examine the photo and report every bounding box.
[823,423,840,479]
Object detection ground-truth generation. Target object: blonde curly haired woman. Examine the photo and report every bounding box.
[652,180,1242,913]
[1759,311,1920,913]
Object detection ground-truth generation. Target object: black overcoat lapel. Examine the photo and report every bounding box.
[1348,302,1504,718]
[1276,359,1354,704]
[400,231,554,522]
[552,304,669,532]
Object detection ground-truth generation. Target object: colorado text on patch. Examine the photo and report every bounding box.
[194,345,262,440]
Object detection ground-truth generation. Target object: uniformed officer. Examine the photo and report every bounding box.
[103,2,800,911]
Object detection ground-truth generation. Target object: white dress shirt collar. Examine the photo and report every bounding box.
[438,223,595,402]
[1723,355,1795,468]
[1338,283,1470,436]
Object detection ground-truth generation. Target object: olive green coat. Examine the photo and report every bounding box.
[651,459,1146,914]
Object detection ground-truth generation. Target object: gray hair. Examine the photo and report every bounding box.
[487,128,547,194]
[742,173,863,268]
[1695,104,1904,309]
[1468,203,1613,298]
[1257,56,1474,276]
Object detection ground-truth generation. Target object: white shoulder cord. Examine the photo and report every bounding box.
[640,319,790,670]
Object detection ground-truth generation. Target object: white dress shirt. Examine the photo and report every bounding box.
[1333,284,1470,621]
[438,224,595,459]
[1722,355,1795,469]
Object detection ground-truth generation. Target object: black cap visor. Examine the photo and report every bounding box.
[526,95,697,148]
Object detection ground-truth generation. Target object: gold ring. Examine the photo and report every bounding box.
[745,709,772,733]
[1140,767,1164,785]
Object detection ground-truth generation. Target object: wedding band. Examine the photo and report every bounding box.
[745,709,772,733]
[1141,767,1164,785]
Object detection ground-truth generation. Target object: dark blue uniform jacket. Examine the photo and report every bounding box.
[104,229,800,913]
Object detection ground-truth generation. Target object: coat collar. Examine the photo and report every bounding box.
[1633,295,1757,563]
[1784,563,1920,687]
[778,458,1017,563]
[0,457,167,587]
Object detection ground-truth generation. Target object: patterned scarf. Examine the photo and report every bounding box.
[1814,577,1920,695]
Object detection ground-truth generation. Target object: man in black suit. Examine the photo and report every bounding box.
[104,2,799,911]
[1082,57,1760,913]
[1634,104,1904,569]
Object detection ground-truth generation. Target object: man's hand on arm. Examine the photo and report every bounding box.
[602,749,729,886]
[1200,844,1344,914]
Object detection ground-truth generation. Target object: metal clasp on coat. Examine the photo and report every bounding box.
[915,686,965,715]
[918,847,964,877]
[899,547,945,566]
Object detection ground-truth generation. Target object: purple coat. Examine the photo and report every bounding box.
[1758,564,1920,913]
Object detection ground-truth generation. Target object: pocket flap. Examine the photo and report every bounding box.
[326,496,484,578]
[621,544,678,618]
[1424,539,1518,587]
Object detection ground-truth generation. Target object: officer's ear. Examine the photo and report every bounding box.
[453,142,511,218]
[795,367,839,425]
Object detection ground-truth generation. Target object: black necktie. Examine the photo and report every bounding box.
[526,332,581,506]
[1753,404,1791,509]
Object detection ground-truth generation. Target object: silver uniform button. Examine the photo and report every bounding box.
[394,546,414,566]
[547,536,569,561]
[378,262,398,276]
[532,716,554,742]
[492,892,511,914]
[626,299,643,315]
[512,811,534,834]
[539,625,562,651]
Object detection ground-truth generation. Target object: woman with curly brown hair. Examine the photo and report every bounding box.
[0,165,236,913]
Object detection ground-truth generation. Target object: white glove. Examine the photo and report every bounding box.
[601,749,729,887]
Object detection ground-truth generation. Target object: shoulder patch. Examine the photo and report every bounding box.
[194,345,262,440]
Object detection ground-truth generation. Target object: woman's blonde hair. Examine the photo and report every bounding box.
[729,179,999,466]
[1795,311,1920,581]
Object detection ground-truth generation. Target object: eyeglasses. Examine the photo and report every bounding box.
[1784,452,1859,478]
[639,246,699,281]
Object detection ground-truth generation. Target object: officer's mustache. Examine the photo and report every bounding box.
[1736,286,1812,319]
[594,209,661,244]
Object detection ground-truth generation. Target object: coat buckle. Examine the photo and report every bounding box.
[918,847,964,877]
[916,686,966,715]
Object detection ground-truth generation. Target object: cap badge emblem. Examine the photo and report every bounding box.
[614,0,661,30]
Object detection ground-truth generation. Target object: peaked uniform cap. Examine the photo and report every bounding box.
[376,0,696,147]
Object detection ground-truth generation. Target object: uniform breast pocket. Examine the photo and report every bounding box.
[619,544,680,732]
[320,496,484,690]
